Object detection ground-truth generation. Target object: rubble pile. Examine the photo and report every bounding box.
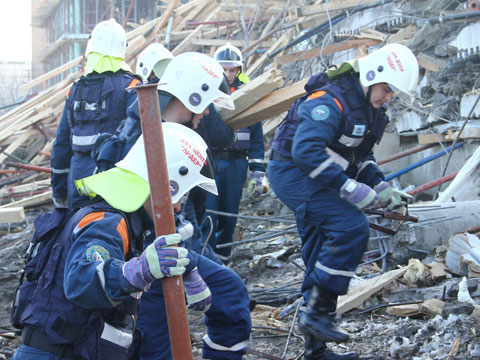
[0,0,480,359]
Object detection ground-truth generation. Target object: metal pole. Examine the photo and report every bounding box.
[407,171,458,196]
[136,84,193,360]
[377,143,436,165]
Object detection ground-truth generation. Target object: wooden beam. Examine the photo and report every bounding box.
[276,38,382,65]
[296,0,381,17]
[337,267,408,315]
[172,4,220,55]
[225,78,308,130]
[246,33,290,76]
[0,191,53,209]
[218,68,285,121]
[0,207,25,223]
[191,38,274,48]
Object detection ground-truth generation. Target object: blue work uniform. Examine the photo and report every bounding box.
[204,76,266,263]
[13,201,147,360]
[50,71,140,209]
[137,210,252,360]
[269,72,388,299]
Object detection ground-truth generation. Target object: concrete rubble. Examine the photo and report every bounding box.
[1,0,480,359]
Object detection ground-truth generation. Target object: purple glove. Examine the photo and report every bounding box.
[184,267,211,314]
[247,171,265,199]
[339,179,377,210]
[122,233,189,291]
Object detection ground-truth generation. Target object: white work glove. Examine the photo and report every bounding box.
[374,181,413,210]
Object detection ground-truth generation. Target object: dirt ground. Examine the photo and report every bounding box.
[0,195,479,360]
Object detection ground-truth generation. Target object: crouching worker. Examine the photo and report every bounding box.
[11,124,205,360]
[127,125,251,360]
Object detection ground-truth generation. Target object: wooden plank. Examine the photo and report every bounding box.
[172,4,220,55]
[225,78,308,130]
[246,33,290,77]
[0,129,37,164]
[262,113,286,135]
[296,0,380,17]
[276,38,382,65]
[0,191,53,209]
[0,207,25,223]
[417,53,448,72]
[172,0,209,32]
[337,267,407,315]
[0,180,50,197]
[20,57,83,92]
[191,38,275,48]
[218,68,285,121]
[417,132,449,144]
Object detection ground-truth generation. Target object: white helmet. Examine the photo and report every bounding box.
[85,18,127,59]
[357,43,419,96]
[75,123,217,212]
[214,43,243,71]
[136,43,174,82]
[157,52,234,113]
[116,122,217,203]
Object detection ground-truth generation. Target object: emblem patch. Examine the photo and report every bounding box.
[311,105,330,121]
[189,93,201,107]
[170,180,179,197]
[352,124,366,136]
[366,70,375,81]
[86,245,110,262]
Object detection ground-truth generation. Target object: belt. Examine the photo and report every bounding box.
[212,150,247,160]
[22,326,76,359]
[270,150,292,162]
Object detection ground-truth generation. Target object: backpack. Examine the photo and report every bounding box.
[10,203,130,329]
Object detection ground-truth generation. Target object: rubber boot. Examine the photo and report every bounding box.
[298,285,350,343]
[304,335,359,360]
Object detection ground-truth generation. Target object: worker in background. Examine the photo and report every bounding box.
[204,43,266,264]
[50,18,141,209]
[267,44,419,359]
[13,124,202,360]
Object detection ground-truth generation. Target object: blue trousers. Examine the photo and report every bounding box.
[296,185,370,298]
[204,157,248,262]
[137,253,251,360]
[13,345,73,360]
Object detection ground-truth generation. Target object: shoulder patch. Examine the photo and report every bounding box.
[311,105,330,121]
[86,245,110,262]
[128,78,141,88]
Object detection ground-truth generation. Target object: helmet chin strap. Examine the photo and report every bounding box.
[366,85,373,107]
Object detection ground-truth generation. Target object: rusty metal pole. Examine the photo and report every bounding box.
[136,84,193,360]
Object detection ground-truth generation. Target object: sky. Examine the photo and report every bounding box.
[0,0,32,62]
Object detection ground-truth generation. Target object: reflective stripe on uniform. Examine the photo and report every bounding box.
[95,261,121,307]
[101,322,133,348]
[309,157,334,179]
[356,160,377,178]
[72,134,100,147]
[248,158,264,164]
[51,167,70,174]
[338,134,364,147]
[203,334,247,352]
[236,132,250,141]
[315,262,355,278]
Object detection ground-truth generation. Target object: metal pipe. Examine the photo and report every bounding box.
[407,171,458,196]
[136,84,193,360]
[123,0,136,28]
[429,10,480,24]
[205,209,296,223]
[384,142,464,181]
[377,143,437,165]
[5,162,51,173]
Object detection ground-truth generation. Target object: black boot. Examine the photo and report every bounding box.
[298,286,350,343]
[304,335,359,360]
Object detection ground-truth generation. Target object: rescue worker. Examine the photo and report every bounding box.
[267,44,419,359]
[128,127,251,360]
[50,18,141,209]
[134,42,236,226]
[12,124,204,360]
[204,43,266,263]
